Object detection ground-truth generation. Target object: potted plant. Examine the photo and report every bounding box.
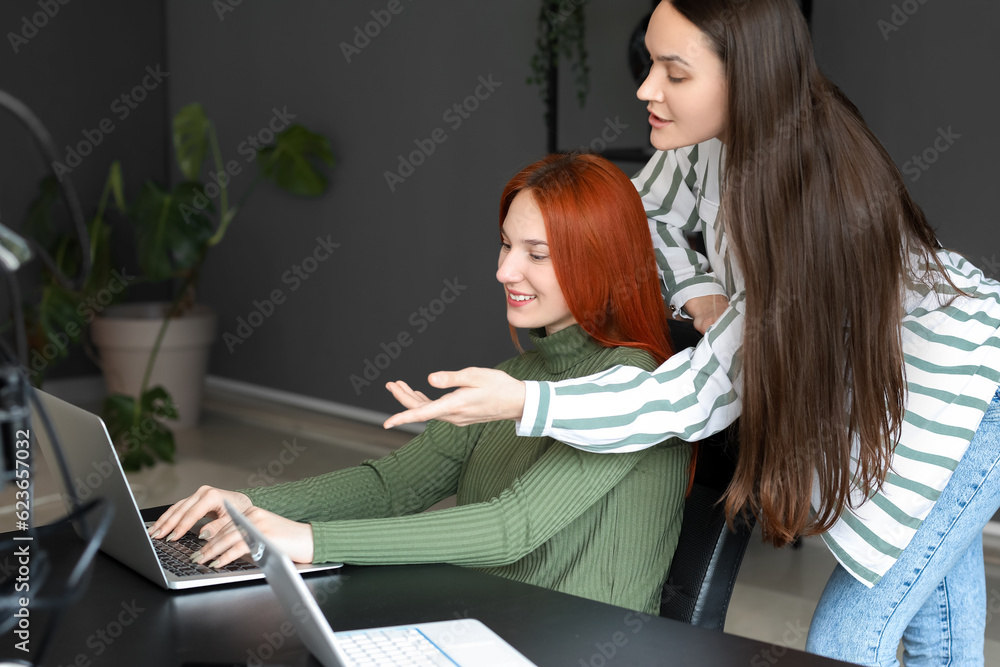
[24,103,334,470]
[526,0,591,153]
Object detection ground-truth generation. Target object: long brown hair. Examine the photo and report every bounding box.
[669,0,946,545]
[499,153,674,364]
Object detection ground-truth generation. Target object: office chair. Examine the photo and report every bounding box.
[658,319,756,632]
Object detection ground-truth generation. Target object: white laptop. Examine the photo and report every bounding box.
[225,500,538,667]
[30,389,342,590]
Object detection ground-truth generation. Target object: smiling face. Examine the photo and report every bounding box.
[497,190,576,336]
[637,1,728,150]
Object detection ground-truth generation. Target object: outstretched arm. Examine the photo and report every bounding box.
[383,369,526,428]
[386,292,745,452]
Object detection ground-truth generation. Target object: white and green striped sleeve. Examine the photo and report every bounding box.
[516,292,746,453]
[633,143,727,315]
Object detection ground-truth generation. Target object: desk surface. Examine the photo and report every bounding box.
[0,511,852,667]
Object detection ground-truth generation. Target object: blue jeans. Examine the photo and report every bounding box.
[806,386,1000,666]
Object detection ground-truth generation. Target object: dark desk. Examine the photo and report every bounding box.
[0,512,852,667]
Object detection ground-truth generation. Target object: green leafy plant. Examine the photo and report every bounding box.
[21,162,124,385]
[24,103,334,470]
[102,386,178,470]
[526,0,591,120]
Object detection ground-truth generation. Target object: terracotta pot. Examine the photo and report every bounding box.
[91,303,216,429]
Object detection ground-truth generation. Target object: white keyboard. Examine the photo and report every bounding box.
[337,627,456,666]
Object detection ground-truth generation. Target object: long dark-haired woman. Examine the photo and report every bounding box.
[149,153,691,615]
[384,1,1000,664]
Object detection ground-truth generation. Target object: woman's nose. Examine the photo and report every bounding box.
[496,252,521,284]
[636,70,659,103]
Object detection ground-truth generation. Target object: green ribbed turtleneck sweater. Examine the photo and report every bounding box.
[242,325,689,614]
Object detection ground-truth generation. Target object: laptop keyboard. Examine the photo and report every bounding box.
[152,532,259,577]
[337,628,455,666]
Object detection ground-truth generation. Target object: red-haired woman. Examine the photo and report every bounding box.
[149,153,691,615]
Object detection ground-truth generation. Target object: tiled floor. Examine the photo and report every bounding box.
[5,384,1000,663]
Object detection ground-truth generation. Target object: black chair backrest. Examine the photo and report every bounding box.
[659,319,755,631]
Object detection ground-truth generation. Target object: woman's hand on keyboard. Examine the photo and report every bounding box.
[147,485,253,548]
[192,506,314,568]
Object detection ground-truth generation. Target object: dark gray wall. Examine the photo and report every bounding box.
[166,0,651,413]
[811,0,999,278]
[5,2,995,414]
[167,1,998,416]
[0,0,168,377]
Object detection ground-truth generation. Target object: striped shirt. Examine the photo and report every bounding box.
[516,138,1000,586]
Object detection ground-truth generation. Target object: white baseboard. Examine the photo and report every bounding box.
[204,375,425,435]
[38,374,424,435]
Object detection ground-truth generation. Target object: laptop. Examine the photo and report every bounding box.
[225,500,538,667]
[30,389,342,590]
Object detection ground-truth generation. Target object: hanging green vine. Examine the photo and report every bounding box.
[526,0,591,112]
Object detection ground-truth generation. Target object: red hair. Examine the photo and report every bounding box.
[499,153,673,364]
[501,153,694,495]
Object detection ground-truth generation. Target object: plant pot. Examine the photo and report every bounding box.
[91,303,216,430]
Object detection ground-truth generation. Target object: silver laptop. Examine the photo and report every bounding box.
[225,500,538,667]
[30,389,342,590]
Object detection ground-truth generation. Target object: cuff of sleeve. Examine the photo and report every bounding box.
[237,487,263,506]
[309,521,339,564]
[515,381,550,437]
[669,280,728,318]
